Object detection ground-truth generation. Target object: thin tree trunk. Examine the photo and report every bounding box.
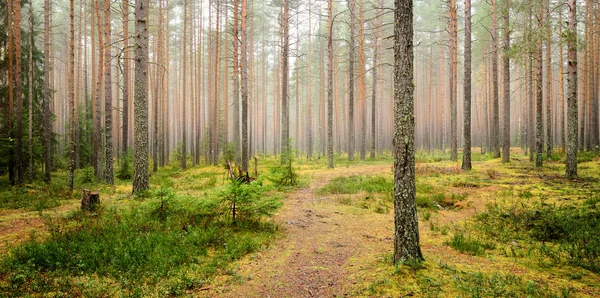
[502,0,511,162]
[233,0,240,164]
[462,0,472,170]
[491,0,500,158]
[104,0,114,184]
[182,0,188,170]
[241,0,249,173]
[68,0,75,189]
[327,0,334,168]
[28,0,34,180]
[371,0,382,159]
[358,0,366,160]
[122,0,130,156]
[14,0,23,185]
[565,0,578,177]
[281,0,290,163]
[44,0,52,182]
[545,0,553,157]
[449,0,458,161]
[94,1,103,180]
[535,3,543,168]
[348,0,356,161]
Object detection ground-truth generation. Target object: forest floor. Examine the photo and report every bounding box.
[1,149,600,297]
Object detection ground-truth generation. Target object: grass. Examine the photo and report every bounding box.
[317,175,393,195]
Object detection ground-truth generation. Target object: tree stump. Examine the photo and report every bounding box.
[81,189,100,212]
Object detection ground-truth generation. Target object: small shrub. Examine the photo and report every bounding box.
[219,178,282,223]
[116,151,133,180]
[486,168,499,179]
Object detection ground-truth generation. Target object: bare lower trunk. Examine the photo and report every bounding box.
[132,0,149,193]
[393,0,422,263]
[462,0,472,170]
[566,0,578,177]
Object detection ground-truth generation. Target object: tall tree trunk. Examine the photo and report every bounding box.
[44,0,52,182]
[358,0,366,160]
[7,0,14,184]
[393,0,422,263]
[94,1,103,180]
[132,0,149,193]
[14,0,23,185]
[348,0,356,161]
[182,0,188,170]
[122,0,130,156]
[327,0,334,168]
[28,0,34,181]
[241,0,249,173]
[104,0,114,184]
[535,3,543,168]
[502,0,511,162]
[67,0,75,189]
[491,0,500,158]
[559,9,565,148]
[449,0,458,161]
[307,0,313,159]
[545,0,553,157]
[371,0,382,159]
[565,0,578,177]
[233,0,240,164]
[281,0,290,163]
[462,0,472,170]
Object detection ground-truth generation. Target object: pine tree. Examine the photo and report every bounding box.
[565,0,578,178]
[132,0,149,193]
[462,0,472,170]
[393,0,423,263]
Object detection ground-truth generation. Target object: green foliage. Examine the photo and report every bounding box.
[453,271,572,298]
[449,233,496,256]
[79,167,95,185]
[116,150,133,181]
[223,142,235,165]
[318,175,393,195]
[0,192,278,296]
[268,141,299,187]
[219,178,282,223]
[475,202,600,272]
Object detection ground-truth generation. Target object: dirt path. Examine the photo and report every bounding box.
[208,169,394,297]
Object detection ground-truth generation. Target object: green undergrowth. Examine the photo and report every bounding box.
[358,258,573,298]
[317,175,393,195]
[472,200,600,273]
[0,187,281,296]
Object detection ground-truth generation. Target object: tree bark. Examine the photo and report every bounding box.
[104,0,114,184]
[535,4,543,168]
[502,0,511,163]
[393,0,423,263]
[122,0,130,156]
[348,0,356,161]
[491,0,500,158]
[449,0,458,161]
[68,0,75,189]
[462,0,472,170]
[565,0,578,177]
[133,0,149,193]
[13,0,23,185]
[281,0,290,163]
[44,0,52,182]
[241,0,249,173]
[327,0,334,169]
[94,1,103,180]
